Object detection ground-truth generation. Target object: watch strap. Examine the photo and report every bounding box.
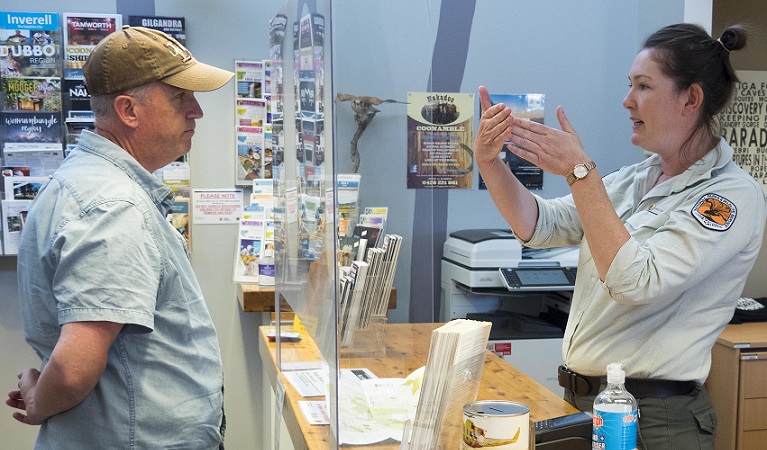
[566,161,596,186]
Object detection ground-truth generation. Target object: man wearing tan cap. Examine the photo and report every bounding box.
[7,26,233,449]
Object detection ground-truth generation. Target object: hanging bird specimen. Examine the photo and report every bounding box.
[336,92,407,172]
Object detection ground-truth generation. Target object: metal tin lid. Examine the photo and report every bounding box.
[464,400,530,416]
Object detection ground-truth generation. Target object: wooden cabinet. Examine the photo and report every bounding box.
[707,322,767,450]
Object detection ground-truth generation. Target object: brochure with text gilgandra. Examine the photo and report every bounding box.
[128,15,185,45]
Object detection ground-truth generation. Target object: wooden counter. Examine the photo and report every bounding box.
[238,283,397,313]
[259,322,578,450]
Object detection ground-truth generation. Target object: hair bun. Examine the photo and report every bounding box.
[718,25,748,53]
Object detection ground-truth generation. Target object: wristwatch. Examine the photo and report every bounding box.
[566,161,597,186]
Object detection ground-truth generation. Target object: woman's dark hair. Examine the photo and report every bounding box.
[642,23,747,139]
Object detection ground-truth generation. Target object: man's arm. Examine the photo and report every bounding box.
[7,321,123,425]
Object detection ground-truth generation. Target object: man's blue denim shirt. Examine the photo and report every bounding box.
[17,130,224,449]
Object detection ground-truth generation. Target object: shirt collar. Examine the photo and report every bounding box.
[640,137,732,196]
[75,130,175,214]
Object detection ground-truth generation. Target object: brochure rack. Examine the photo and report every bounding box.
[270,0,341,447]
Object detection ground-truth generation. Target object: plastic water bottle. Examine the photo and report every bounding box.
[258,247,275,286]
[592,363,638,450]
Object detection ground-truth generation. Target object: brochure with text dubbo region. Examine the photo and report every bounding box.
[0,11,62,78]
[408,319,492,450]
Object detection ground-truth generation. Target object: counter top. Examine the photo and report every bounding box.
[259,322,578,450]
[716,321,767,348]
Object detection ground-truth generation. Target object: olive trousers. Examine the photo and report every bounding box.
[565,383,716,450]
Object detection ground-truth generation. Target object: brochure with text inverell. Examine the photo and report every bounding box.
[0,11,62,77]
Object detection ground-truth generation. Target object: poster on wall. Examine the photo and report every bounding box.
[720,70,767,195]
[479,93,545,190]
[406,92,474,189]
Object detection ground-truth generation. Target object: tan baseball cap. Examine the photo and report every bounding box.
[83,25,233,96]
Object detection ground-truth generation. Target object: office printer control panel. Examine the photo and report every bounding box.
[499,266,577,291]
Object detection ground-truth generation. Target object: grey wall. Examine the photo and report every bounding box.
[0,1,728,449]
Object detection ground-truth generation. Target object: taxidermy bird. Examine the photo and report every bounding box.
[336,92,407,172]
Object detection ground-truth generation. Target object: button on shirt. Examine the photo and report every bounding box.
[17,130,224,449]
[524,139,766,384]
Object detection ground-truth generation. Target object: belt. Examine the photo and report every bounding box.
[558,365,697,398]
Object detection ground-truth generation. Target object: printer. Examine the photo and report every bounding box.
[440,229,579,393]
[441,228,579,292]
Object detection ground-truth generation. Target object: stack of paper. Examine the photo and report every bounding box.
[408,319,492,449]
[338,260,369,347]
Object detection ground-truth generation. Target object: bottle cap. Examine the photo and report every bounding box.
[606,363,625,384]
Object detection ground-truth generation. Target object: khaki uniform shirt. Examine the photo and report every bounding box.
[525,139,766,383]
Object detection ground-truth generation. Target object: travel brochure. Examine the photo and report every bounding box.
[283,319,491,448]
[61,13,121,80]
[234,60,273,186]
[0,11,62,78]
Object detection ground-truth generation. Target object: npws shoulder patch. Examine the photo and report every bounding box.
[691,193,736,231]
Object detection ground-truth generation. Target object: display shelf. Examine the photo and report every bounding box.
[237,282,396,313]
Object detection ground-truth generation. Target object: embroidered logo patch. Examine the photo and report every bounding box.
[691,193,736,231]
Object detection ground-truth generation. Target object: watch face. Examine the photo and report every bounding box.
[574,164,588,178]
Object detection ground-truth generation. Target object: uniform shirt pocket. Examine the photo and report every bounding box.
[624,208,670,235]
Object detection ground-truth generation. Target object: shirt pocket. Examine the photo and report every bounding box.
[624,208,670,235]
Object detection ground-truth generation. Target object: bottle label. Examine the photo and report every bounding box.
[259,263,275,286]
[592,409,637,450]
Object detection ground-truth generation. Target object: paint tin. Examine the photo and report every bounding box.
[462,400,530,449]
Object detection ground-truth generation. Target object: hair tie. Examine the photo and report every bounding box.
[717,38,731,53]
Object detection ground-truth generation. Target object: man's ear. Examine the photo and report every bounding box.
[682,83,704,117]
[113,95,140,128]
